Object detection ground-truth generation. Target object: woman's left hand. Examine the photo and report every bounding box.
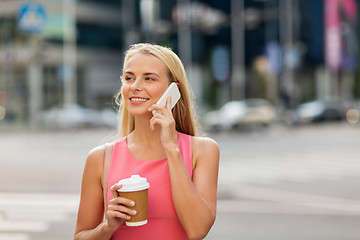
[148,96,178,150]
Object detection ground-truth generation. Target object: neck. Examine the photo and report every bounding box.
[129,115,161,145]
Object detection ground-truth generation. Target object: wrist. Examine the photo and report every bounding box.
[101,220,116,235]
[164,144,181,158]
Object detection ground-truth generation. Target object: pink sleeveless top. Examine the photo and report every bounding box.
[107,132,193,240]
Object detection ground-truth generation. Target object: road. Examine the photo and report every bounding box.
[0,123,359,240]
[208,123,360,240]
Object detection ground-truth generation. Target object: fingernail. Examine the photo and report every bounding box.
[127,216,131,220]
[130,201,135,206]
[132,210,137,215]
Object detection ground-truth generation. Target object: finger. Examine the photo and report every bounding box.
[149,117,161,131]
[109,196,135,208]
[150,113,167,125]
[108,203,137,216]
[110,183,122,199]
[150,105,173,118]
[149,104,166,115]
[149,111,168,131]
[150,118,174,132]
[165,96,172,111]
[107,209,132,221]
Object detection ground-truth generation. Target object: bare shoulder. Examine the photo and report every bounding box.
[192,136,219,151]
[87,145,106,165]
[191,136,220,164]
[83,145,107,178]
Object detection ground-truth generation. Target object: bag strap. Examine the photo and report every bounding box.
[103,143,113,213]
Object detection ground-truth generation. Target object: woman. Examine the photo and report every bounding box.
[74,43,219,240]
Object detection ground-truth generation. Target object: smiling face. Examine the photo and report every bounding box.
[121,53,171,117]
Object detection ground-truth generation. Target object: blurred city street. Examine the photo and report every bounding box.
[1,0,360,239]
[1,123,359,240]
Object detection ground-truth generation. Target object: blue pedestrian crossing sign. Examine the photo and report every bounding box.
[18,3,47,33]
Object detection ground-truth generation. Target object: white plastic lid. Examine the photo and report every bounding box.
[117,175,150,192]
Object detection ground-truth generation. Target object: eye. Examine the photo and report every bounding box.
[145,77,155,81]
[124,76,134,81]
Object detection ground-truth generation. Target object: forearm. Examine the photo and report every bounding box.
[74,221,115,240]
[166,147,215,239]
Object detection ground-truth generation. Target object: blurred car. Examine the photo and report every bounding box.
[40,104,107,128]
[202,98,277,131]
[293,98,352,124]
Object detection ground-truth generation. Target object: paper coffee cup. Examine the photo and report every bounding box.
[117,175,150,226]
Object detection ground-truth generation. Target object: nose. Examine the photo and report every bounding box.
[130,78,143,91]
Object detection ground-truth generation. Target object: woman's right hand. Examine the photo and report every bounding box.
[105,183,137,231]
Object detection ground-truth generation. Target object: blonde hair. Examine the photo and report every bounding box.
[115,43,198,137]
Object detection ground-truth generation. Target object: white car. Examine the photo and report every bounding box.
[41,104,103,128]
[202,99,277,131]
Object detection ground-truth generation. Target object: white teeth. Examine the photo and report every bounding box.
[130,98,148,102]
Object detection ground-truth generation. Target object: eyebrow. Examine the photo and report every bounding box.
[124,71,160,78]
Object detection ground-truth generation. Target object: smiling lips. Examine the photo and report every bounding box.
[130,97,149,104]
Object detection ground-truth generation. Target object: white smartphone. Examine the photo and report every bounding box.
[152,82,181,115]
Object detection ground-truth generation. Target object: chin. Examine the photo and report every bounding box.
[128,109,152,117]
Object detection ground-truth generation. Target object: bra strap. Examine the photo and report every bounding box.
[103,143,113,213]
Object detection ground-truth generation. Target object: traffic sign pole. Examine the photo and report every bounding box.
[28,35,43,129]
[18,3,46,128]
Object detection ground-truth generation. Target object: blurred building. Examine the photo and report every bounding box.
[0,0,359,127]
[0,0,126,126]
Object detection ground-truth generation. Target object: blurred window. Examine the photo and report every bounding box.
[77,23,123,49]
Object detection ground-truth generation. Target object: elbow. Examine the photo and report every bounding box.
[187,227,211,240]
[187,215,216,240]
[73,233,80,240]
[188,232,208,240]
[73,231,84,240]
